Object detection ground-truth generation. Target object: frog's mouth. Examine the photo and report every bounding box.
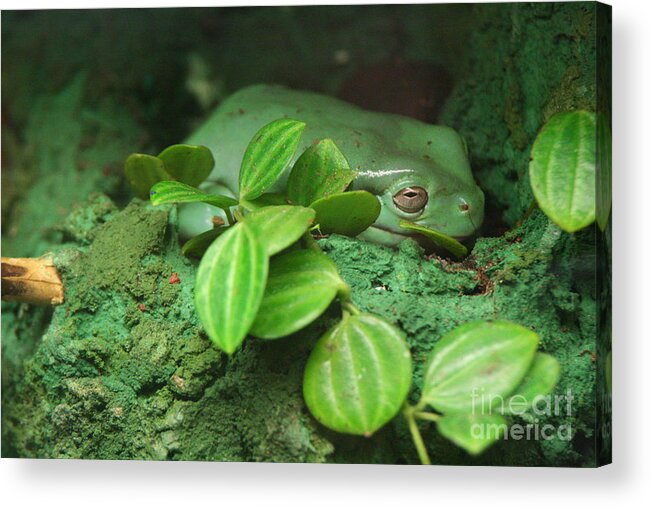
[362,224,425,247]
[368,224,470,244]
[370,225,412,240]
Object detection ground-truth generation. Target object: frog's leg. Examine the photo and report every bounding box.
[177,182,237,241]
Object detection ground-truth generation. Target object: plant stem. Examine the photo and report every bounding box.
[302,231,322,251]
[336,282,361,317]
[414,411,441,423]
[414,396,429,413]
[341,299,360,316]
[233,208,245,222]
[239,200,254,212]
[403,404,431,465]
[224,207,235,225]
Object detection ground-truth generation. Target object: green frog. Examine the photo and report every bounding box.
[179,84,484,247]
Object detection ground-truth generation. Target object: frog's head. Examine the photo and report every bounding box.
[357,128,484,247]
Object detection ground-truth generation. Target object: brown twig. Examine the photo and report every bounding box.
[1,256,64,306]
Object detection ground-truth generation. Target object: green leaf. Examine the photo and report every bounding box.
[194,222,268,354]
[150,181,238,210]
[596,113,612,231]
[287,139,357,206]
[399,220,468,259]
[243,205,315,256]
[239,118,306,201]
[181,227,227,258]
[303,313,412,436]
[124,153,171,200]
[421,320,539,414]
[158,144,214,187]
[437,413,508,455]
[529,110,596,232]
[498,353,560,415]
[310,190,380,237]
[251,250,346,339]
[244,192,288,210]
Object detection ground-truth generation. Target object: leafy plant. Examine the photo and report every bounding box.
[124,144,214,199]
[529,110,597,232]
[310,191,381,236]
[158,144,215,187]
[403,320,560,461]
[250,249,344,339]
[124,154,170,200]
[287,139,357,206]
[399,219,467,259]
[126,118,560,462]
[304,312,412,436]
[150,180,238,210]
[144,119,381,354]
[194,220,268,354]
[238,118,306,202]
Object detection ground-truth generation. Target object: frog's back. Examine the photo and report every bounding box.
[186,84,466,193]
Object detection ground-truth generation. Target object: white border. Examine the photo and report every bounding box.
[2,0,650,505]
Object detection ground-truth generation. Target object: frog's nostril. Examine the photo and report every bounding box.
[459,200,470,213]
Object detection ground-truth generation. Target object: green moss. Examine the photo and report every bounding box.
[59,193,118,245]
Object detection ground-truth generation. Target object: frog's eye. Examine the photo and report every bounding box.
[392,186,428,213]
